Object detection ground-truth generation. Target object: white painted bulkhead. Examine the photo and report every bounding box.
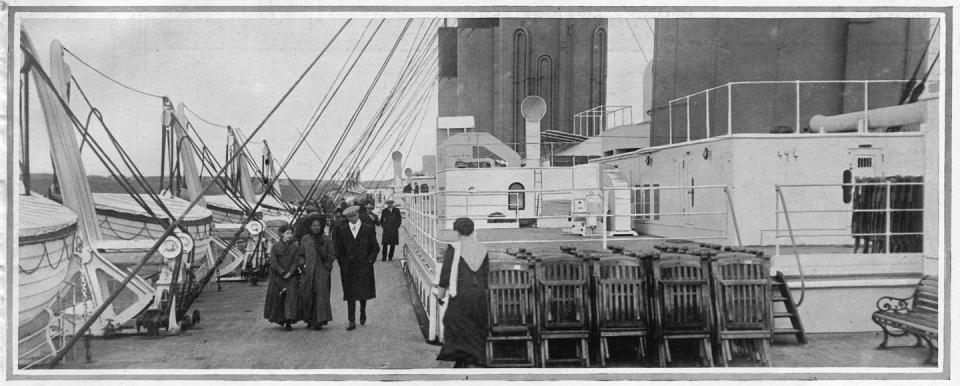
[597,133,925,247]
[595,132,929,333]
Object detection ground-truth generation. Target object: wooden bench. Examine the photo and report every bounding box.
[871,275,938,364]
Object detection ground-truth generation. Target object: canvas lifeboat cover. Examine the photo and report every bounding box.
[19,193,78,243]
[93,193,213,226]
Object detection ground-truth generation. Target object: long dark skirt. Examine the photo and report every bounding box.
[436,266,489,364]
[300,263,333,325]
[264,271,300,324]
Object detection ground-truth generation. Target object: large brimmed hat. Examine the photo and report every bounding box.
[342,205,360,216]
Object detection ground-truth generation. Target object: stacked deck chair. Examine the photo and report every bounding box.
[709,249,774,366]
[593,251,653,366]
[651,246,715,367]
[534,252,592,367]
[486,255,538,366]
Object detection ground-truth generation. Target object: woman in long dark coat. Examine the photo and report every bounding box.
[264,224,301,330]
[434,218,490,368]
[299,214,336,330]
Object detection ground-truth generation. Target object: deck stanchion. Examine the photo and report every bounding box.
[727,84,733,136]
[795,81,801,134]
[706,91,711,138]
[669,100,674,144]
[885,181,892,253]
[602,189,608,250]
[724,186,743,247]
[686,95,691,142]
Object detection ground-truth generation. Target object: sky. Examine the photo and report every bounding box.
[18,15,652,181]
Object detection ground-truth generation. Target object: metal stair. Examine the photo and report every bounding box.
[771,271,807,344]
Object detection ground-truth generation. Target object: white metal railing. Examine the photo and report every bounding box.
[404,185,739,247]
[573,105,634,137]
[774,181,925,256]
[439,140,593,168]
[667,80,922,144]
[399,184,741,343]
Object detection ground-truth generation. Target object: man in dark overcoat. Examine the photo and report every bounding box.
[379,199,402,262]
[333,205,380,330]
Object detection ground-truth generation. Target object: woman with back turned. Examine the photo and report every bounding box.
[433,217,490,368]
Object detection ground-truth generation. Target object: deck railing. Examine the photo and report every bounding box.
[773,181,925,256]
[666,80,919,144]
[573,105,634,137]
[399,184,742,342]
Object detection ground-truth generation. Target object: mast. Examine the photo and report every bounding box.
[23,32,102,243]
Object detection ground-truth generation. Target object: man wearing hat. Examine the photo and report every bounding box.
[379,199,402,262]
[333,205,380,330]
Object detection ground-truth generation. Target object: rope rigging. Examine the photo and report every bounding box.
[180,18,367,308]
[23,47,171,224]
[365,80,436,188]
[284,18,400,220]
[178,119,257,213]
[46,18,353,368]
[294,19,416,219]
[324,20,439,205]
[62,47,165,99]
[331,65,437,202]
[305,18,436,205]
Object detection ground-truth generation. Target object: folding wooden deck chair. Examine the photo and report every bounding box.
[595,255,652,366]
[710,251,773,366]
[487,259,538,367]
[651,251,715,367]
[534,254,592,367]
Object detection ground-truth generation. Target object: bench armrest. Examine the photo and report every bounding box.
[875,296,911,313]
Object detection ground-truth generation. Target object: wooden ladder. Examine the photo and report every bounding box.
[771,271,807,344]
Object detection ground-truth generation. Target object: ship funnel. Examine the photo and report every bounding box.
[392,151,403,190]
[520,95,546,168]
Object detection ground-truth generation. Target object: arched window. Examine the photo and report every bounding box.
[508,182,525,211]
[420,184,429,194]
[536,55,556,132]
[513,28,531,154]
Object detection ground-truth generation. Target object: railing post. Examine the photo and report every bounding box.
[706,90,711,138]
[885,180,892,253]
[727,84,733,136]
[863,81,870,133]
[669,100,674,144]
[795,80,801,134]
[686,95,691,142]
[602,188,608,250]
[774,186,780,256]
[724,186,743,247]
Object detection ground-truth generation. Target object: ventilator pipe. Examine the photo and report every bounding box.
[521,95,546,168]
[392,151,403,190]
[809,100,927,133]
